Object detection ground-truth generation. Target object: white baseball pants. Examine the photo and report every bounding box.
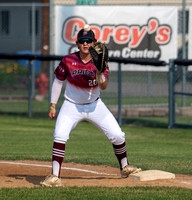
[54,98,125,145]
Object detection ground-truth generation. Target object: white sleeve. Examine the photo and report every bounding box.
[51,78,64,104]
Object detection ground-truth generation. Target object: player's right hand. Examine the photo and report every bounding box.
[49,108,56,119]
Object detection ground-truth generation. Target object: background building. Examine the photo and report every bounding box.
[0,0,49,55]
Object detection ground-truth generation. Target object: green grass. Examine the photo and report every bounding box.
[1,187,192,200]
[0,116,192,199]
[0,115,192,173]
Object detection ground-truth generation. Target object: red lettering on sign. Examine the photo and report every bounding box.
[63,18,85,43]
[156,26,171,44]
[129,26,147,48]
[62,17,172,47]
[114,26,129,44]
[91,26,101,41]
[148,18,158,33]
[102,26,114,43]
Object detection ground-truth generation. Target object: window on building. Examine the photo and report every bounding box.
[29,9,40,36]
[0,10,10,36]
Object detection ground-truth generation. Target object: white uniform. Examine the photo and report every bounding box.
[51,52,125,145]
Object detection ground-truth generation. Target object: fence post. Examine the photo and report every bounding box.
[118,63,122,126]
[182,0,187,107]
[28,60,33,118]
[168,59,175,128]
[49,0,54,105]
[31,3,36,97]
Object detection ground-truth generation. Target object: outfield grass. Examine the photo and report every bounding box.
[0,116,192,173]
[0,116,192,199]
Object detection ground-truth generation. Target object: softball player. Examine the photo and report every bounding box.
[40,25,141,187]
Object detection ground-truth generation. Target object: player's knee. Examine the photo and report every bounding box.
[109,132,125,145]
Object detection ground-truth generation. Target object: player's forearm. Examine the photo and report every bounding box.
[51,78,64,104]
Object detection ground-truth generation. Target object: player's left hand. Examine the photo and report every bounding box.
[49,108,56,119]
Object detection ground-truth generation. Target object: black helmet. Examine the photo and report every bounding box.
[77,25,96,42]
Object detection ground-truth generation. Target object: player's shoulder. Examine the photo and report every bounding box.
[60,52,80,68]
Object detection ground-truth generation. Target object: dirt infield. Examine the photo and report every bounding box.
[0,160,192,189]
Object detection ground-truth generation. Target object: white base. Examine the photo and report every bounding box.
[129,170,175,182]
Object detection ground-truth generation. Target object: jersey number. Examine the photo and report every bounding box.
[89,79,97,86]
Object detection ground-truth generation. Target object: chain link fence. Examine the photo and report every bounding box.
[0,1,192,126]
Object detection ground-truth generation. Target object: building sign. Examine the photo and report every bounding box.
[54,6,178,70]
